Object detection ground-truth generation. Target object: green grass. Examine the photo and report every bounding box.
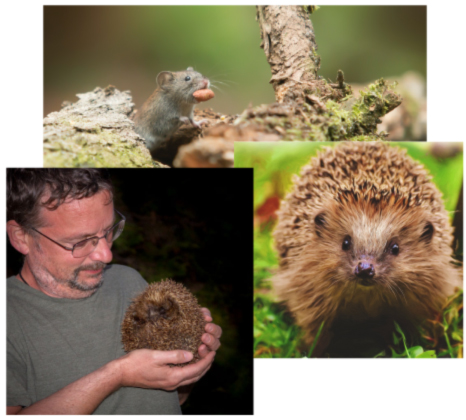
[254,293,304,358]
[253,226,307,358]
[375,292,463,359]
[253,225,325,358]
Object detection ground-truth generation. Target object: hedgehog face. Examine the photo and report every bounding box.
[313,197,438,296]
[147,296,181,322]
[131,294,181,328]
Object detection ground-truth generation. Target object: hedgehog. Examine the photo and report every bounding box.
[121,279,206,366]
[273,142,462,350]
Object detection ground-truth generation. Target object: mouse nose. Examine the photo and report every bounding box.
[202,79,209,89]
[355,261,375,279]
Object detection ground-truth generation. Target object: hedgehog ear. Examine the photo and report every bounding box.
[314,212,327,238]
[163,296,175,310]
[420,222,434,243]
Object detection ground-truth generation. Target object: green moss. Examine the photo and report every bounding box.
[349,134,383,141]
[310,46,321,71]
[304,5,320,15]
[239,77,401,142]
[292,78,401,141]
[351,78,401,133]
[44,130,155,168]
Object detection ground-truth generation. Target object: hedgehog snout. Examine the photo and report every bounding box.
[147,305,164,323]
[354,259,376,286]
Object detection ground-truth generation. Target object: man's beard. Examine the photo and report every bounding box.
[30,261,108,295]
[67,262,108,292]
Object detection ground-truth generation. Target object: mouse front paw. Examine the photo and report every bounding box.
[179,116,192,126]
[192,119,209,129]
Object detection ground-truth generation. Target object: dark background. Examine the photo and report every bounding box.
[44,5,426,117]
[7,168,253,415]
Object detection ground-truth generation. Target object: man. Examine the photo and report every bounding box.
[6,169,222,414]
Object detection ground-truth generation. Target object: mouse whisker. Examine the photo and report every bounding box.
[209,78,237,86]
[209,84,226,94]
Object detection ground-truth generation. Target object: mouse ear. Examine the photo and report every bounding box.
[156,71,174,87]
[187,67,193,71]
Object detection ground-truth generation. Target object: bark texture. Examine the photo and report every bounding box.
[174,138,234,168]
[256,5,338,104]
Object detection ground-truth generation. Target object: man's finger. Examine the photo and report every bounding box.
[175,352,215,387]
[155,350,193,366]
[198,344,210,358]
[200,307,212,322]
[201,333,221,352]
[205,323,222,339]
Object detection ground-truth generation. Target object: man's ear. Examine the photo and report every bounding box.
[7,221,30,255]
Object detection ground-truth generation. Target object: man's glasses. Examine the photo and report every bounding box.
[31,210,126,258]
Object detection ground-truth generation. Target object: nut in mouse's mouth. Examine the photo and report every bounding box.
[192,89,215,103]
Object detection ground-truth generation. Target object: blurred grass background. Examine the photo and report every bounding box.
[44,5,426,117]
[235,142,463,358]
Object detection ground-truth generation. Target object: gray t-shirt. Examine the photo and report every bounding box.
[7,264,182,414]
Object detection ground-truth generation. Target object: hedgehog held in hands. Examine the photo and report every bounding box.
[273,142,462,347]
[121,279,206,366]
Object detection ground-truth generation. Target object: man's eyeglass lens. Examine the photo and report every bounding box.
[72,220,125,258]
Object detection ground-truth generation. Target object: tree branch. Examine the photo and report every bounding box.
[256,6,338,104]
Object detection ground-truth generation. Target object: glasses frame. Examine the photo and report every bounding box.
[31,210,126,258]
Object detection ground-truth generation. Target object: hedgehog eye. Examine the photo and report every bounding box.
[342,235,352,251]
[185,76,191,81]
[390,242,400,256]
[420,222,434,243]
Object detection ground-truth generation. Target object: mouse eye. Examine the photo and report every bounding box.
[185,76,191,81]
[342,235,352,251]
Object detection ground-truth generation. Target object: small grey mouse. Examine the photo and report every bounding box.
[133,67,210,153]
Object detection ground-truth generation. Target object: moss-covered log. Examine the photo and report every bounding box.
[43,86,167,168]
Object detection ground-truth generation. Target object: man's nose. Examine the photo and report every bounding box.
[89,237,113,263]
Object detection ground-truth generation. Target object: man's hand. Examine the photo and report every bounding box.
[118,349,215,391]
[177,307,222,405]
[119,307,221,405]
[198,307,222,358]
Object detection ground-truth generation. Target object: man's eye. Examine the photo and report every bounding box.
[75,238,98,249]
[73,240,89,250]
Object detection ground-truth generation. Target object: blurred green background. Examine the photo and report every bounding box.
[44,5,426,117]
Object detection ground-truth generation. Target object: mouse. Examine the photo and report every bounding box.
[133,67,214,154]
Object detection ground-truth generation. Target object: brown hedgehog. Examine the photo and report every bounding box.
[273,142,462,350]
[121,279,206,366]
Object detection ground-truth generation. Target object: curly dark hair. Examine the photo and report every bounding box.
[7,169,113,231]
